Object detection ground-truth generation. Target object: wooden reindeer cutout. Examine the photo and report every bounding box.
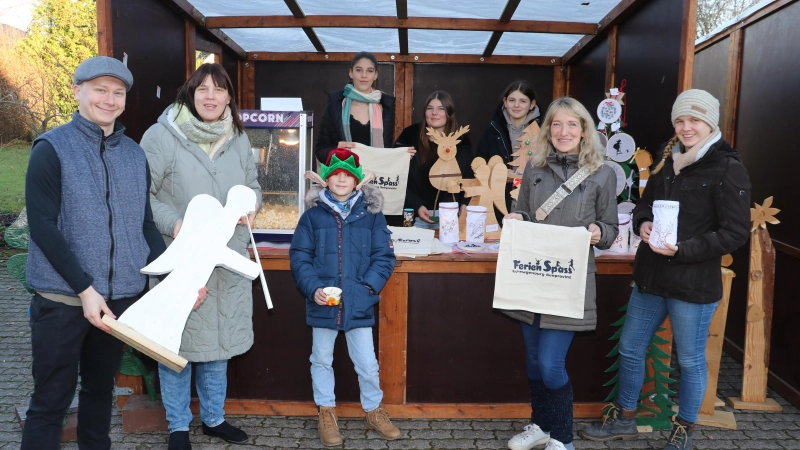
[509,122,541,174]
[633,148,653,197]
[427,125,470,192]
[459,155,508,240]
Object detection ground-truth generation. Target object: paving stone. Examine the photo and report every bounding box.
[452,429,494,439]
[297,437,333,449]
[475,439,508,449]
[253,435,300,447]
[693,440,739,449]
[392,420,431,430]
[732,440,783,449]
[387,439,432,449]
[778,441,800,449]
[472,421,512,430]
[408,429,453,439]
[429,439,476,449]
[343,438,389,449]
[430,420,472,430]
[366,429,411,440]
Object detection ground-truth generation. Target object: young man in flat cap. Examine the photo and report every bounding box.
[21,56,167,449]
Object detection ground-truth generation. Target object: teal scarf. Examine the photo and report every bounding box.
[341,84,384,147]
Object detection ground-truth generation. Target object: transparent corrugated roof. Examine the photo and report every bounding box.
[695,0,776,45]
[315,28,400,53]
[407,0,505,19]
[189,0,291,16]
[513,0,620,22]
[408,30,492,54]
[297,0,397,16]
[187,0,630,57]
[494,32,583,57]
[222,28,319,53]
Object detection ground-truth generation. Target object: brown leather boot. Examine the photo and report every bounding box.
[365,404,401,439]
[318,406,343,447]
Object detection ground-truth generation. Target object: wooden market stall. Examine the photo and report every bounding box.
[99,0,701,418]
[693,0,800,409]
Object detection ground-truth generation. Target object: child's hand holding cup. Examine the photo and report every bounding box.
[322,287,341,306]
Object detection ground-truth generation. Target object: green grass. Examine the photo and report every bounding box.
[0,142,30,215]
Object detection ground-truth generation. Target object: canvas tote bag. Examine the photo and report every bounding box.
[492,219,591,319]
[353,143,410,215]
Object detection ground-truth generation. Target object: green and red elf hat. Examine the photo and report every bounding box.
[319,148,364,183]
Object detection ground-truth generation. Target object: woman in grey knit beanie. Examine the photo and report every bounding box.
[580,89,752,450]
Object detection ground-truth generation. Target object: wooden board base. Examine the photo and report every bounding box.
[637,425,654,433]
[103,316,187,373]
[696,409,737,430]
[726,396,783,411]
[122,395,169,433]
[191,400,608,419]
[715,396,725,407]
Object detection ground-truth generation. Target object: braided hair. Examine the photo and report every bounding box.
[651,135,681,175]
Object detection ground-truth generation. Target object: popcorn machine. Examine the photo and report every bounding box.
[240,110,313,238]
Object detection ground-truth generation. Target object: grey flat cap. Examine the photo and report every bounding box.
[73,56,133,91]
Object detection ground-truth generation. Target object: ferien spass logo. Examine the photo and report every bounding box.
[512,258,576,279]
[369,175,401,190]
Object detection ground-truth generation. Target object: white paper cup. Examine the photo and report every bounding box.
[323,287,342,306]
[439,202,460,244]
[652,200,679,248]
[466,205,487,243]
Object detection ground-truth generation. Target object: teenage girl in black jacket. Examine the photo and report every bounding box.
[394,91,473,226]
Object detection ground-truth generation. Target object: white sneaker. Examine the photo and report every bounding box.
[544,438,567,450]
[508,423,550,450]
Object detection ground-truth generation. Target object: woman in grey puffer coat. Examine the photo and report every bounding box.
[140,64,261,450]
[503,97,618,450]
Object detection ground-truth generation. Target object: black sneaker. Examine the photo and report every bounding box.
[168,431,192,450]
[663,419,694,450]
[202,420,249,444]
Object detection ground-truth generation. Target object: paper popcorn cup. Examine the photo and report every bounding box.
[323,287,342,306]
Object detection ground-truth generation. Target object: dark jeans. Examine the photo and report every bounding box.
[521,315,576,389]
[21,293,137,450]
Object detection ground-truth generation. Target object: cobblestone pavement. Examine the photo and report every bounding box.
[1,269,798,449]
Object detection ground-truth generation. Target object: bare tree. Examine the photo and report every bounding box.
[697,0,765,39]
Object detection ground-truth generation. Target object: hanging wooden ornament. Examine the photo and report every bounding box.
[607,133,636,162]
[509,122,541,174]
[427,125,470,191]
[633,148,654,197]
[604,160,627,196]
[597,98,622,124]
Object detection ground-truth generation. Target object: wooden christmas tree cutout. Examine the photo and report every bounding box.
[509,122,541,174]
[727,196,782,412]
[103,186,266,373]
[427,125,470,192]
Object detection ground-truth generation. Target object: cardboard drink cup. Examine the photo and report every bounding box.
[323,287,342,306]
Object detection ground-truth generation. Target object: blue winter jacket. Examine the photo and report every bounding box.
[290,184,396,331]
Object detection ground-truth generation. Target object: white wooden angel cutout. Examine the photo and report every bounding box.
[103,185,269,372]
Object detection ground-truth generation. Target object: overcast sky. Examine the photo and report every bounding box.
[0,0,33,31]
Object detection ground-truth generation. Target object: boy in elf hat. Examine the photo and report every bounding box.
[290,148,398,447]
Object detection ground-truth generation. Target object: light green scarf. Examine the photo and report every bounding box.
[172,104,232,155]
[341,84,384,147]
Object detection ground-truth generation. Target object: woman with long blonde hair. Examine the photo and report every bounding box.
[503,97,618,450]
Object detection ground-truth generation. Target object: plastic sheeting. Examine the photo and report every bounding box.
[695,0,776,45]
[494,32,583,57]
[222,28,319,53]
[187,0,626,56]
[315,28,399,53]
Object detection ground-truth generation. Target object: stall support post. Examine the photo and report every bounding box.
[378,273,409,404]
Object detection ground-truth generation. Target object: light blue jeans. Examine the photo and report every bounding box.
[310,327,383,412]
[158,360,227,433]
[616,285,718,424]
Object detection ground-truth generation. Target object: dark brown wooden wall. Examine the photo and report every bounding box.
[694,0,800,406]
[567,0,683,156]
[110,0,186,142]
[566,38,607,122]
[691,37,729,119]
[410,64,554,156]
[253,61,396,156]
[613,0,683,154]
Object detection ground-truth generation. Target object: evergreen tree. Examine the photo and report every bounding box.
[16,0,97,129]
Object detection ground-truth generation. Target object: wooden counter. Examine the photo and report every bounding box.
[213,250,637,419]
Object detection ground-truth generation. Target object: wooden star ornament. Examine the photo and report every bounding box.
[750,196,780,232]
